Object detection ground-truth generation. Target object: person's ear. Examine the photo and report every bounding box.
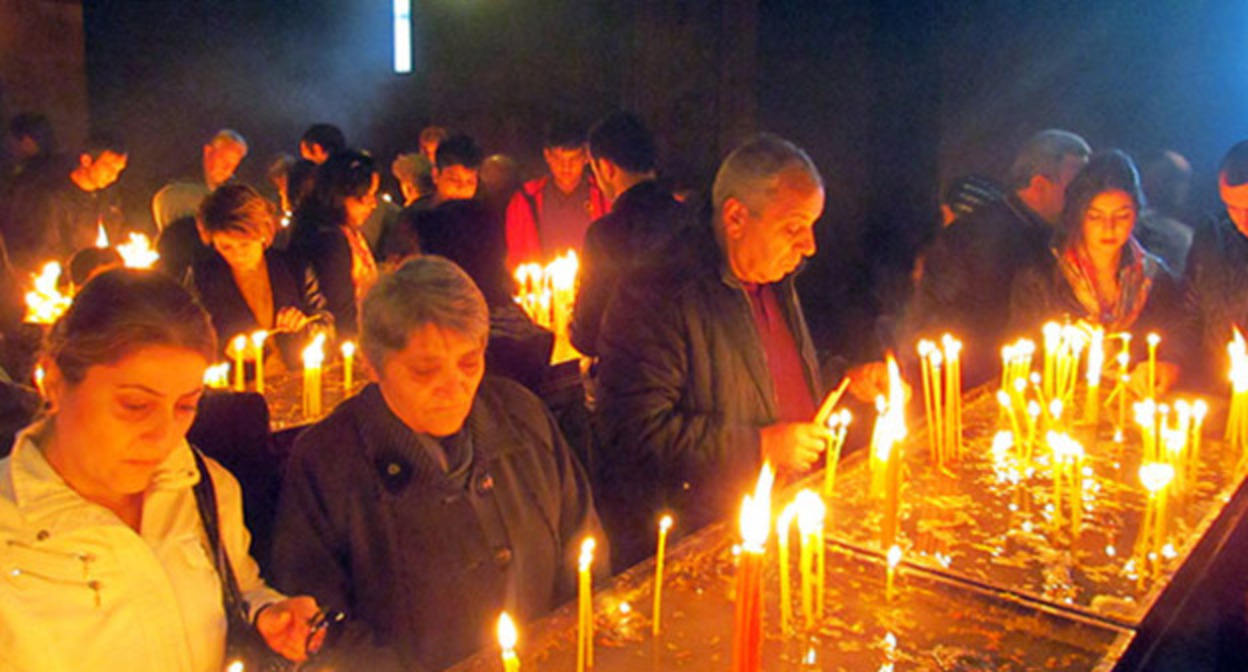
[722,197,750,240]
[41,359,65,413]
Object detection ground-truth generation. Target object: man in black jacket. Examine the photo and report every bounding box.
[594,134,832,568]
[903,129,1090,386]
[571,112,690,357]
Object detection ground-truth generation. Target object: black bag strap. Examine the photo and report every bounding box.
[190,448,253,626]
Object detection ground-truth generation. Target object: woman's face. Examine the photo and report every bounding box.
[344,173,380,229]
[376,322,485,437]
[1080,189,1136,260]
[210,229,266,271]
[46,346,207,500]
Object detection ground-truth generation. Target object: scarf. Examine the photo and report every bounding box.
[341,225,379,301]
[1057,237,1159,331]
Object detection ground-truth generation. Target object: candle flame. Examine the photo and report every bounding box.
[886,544,902,568]
[95,222,109,248]
[1230,328,1248,391]
[23,262,73,324]
[1147,332,1161,347]
[1193,399,1208,421]
[579,536,596,570]
[497,611,518,650]
[1139,461,1175,493]
[302,333,327,368]
[738,462,775,552]
[1086,326,1105,383]
[659,514,673,532]
[229,334,249,358]
[203,363,230,388]
[341,340,356,358]
[794,489,826,535]
[250,330,269,349]
[116,232,159,269]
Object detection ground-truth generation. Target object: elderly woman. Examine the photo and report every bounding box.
[1009,150,1184,393]
[0,269,320,671]
[288,150,380,339]
[271,255,604,671]
[189,184,332,369]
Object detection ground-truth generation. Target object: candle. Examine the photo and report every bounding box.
[577,537,595,672]
[731,464,774,672]
[885,544,901,601]
[95,221,109,248]
[795,490,825,630]
[776,504,797,637]
[230,334,248,392]
[302,334,326,419]
[1192,399,1208,474]
[652,515,673,637]
[998,390,1022,450]
[498,612,520,672]
[1085,327,1104,433]
[918,341,938,463]
[226,662,244,672]
[1146,333,1161,401]
[823,410,851,500]
[203,363,230,389]
[941,335,963,462]
[341,341,356,392]
[250,331,268,394]
[32,365,45,397]
[23,261,73,325]
[1139,462,1175,576]
[1043,322,1060,400]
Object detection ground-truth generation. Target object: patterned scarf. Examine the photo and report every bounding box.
[341,225,379,301]
[1057,237,1159,331]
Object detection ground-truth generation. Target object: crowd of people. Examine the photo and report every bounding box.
[1,108,1247,671]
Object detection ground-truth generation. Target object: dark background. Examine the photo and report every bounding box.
[6,0,1248,357]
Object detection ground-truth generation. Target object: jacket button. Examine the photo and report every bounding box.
[493,546,513,568]
[386,462,402,476]
[476,473,495,495]
[35,530,50,541]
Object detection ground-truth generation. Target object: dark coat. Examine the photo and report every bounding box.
[593,221,821,568]
[571,180,690,357]
[269,379,604,672]
[186,248,332,368]
[1008,245,1186,363]
[903,194,1054,386]
[288,217,359,339]
[155,216,212,283]
[1181,215,1248,389]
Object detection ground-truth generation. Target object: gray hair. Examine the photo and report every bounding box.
[209,128,248,154]
[360,256,490,368]
[712,133,823,218]
[1008,129,1090,189]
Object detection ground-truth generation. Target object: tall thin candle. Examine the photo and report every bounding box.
[652,515,672,637]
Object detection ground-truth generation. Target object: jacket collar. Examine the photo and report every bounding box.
[8,419,199,525]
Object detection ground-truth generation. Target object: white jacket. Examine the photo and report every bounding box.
[0,423,284,672]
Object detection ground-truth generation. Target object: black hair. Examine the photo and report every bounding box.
[588,112,656,174]
[300,123,347,157]
[544,117,587,150]
[1058,150,1145,250]
[435,134,484,170]
[1220,140,1248,187]
[290,150,377,244]
[286,158,320,212]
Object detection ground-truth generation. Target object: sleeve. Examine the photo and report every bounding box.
[269,435,408,672]
[205,458,286,619]
[544,404,608,597]
[297,259,336,339]
[309,231,359,339]
[1005,263,1057,341]
[569,220,613,357]
[595,281,761,491]
[504,189,540,270]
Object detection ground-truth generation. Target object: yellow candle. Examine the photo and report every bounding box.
[577,537,595,672]
[302,334,326,419]
[885,544,901,601]
[32,365,45,397]
[498,612,520,672]
[1147,333,1160,400]
[776,505,796,636]
[652,515,672,637]
[795,490,825,631]
[341,341,356,392]
[250,331,268,394]
[230,334,248,392]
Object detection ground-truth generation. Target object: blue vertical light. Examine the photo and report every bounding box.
[393,0,412,74]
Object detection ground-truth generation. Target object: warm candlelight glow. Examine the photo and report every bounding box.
[795,489,826,628]
[23,262,73,325]
[203,362,230,389]
[116,232,159,269]
[302,333,327,418]
[497,611,518,650]
[95,222,109,248]
[231,334,248,392]
[739,463,776,552]
[341,340,357,392]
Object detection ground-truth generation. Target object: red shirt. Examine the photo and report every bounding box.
[743,283,815,422]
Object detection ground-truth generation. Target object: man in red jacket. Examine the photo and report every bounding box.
[504,120,609,269]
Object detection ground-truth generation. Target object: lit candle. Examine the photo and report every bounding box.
[1147,333,1161,400]
[941,335,963,462]
[652,515,673,637]
[498,612,520,672]
[302,334,326,419]
[918,340,938,463]
[998,390,1022,450]
[203,363,230,389]
[577,537,595,672]
[341,340,356,392]
[1139,462,1175,575]
[231,334,248,392]
[32,365,45,397]
[776,504,797,637]
[226,662,243,672]
[732,464,774,672]
[250,331,268,394]
[95,221,109,248]
[795,490,825,630]
[885,544,901,601]
[1085,327,1104,433]
[823,410,851,499]
[1192,399,1208,473]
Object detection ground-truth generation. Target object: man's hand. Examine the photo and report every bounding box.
[845,361,911,404]
[760,422,831,474]
[256,595,321,662]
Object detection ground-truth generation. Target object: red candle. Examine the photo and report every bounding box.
[731,464,774,672]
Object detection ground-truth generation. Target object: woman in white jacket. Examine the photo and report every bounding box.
[0,268,320,671]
